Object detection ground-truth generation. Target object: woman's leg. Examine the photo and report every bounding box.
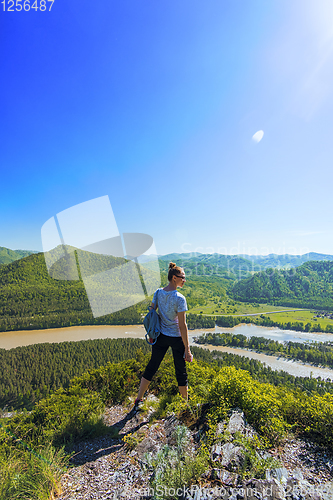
[136,334,169,400]
[178,385,188,400]
[170,337,188,400]
[136,377,151,400]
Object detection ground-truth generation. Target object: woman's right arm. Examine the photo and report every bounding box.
[178,311,192,361]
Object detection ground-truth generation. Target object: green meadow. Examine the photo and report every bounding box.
[189,301,333,332]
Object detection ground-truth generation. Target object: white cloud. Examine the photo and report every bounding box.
[252,130,264,143]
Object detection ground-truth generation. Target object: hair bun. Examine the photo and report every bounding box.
[169,262,176,269]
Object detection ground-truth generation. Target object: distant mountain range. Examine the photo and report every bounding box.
[159,251,333,266]
[2,247,333,273]
[0,248,332,332]
[157,252,333,277]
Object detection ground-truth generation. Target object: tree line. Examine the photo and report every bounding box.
[232,260,333,310]
[195,332,333,369]
[2,336,333,412]
[215,314,333,333]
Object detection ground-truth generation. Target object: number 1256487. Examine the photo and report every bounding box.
[2,0,54,11]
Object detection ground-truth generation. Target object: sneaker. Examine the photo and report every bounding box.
[133,398,143,411]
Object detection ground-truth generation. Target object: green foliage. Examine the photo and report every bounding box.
[144,425,209,499]
[207,365,333,448]
[232,433,280,479]
[196,332,333,369]
[0,252,147,333]
[291,392,333,444]
[123,431,145,451]
[208,367,288,445]
[0,442,69,500]
[4,385,105,446]
[0,338,151,410]
[187,313,216,329]
[0,247,37,265]
[232,260,333,310]
[2,340,333,498]
[71,354,148,405]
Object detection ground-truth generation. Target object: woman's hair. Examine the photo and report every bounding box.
[168,262,184,281]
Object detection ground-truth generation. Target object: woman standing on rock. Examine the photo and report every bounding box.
[134,262,193,409]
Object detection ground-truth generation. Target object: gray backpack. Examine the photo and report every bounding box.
[143,290,161,345]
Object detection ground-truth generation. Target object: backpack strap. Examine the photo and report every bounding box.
[149,288,159,311]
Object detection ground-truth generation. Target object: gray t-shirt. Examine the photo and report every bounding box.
[152,288,188,337]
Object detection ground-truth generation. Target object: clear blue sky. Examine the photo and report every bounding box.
[1,0,333,256]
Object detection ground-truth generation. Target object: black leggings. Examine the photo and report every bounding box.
[142,333,188,386]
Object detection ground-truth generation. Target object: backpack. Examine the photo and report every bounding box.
[143,290,161,345]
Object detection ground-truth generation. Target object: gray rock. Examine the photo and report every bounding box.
[135,436,160,458]
[220,442,244,469]
[216,421,225,437]
[247,479,286,500]
[164,414,182,445]
[211,443,223,461]
[226,411,246,435]
[210,469,239,486]
[291,468,303,482]
[266,467,289,485]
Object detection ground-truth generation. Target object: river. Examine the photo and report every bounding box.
[1,323,333,380]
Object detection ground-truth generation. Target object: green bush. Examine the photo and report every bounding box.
[144,425,209,500]
[208,367,288,445]
[4,385,104,446]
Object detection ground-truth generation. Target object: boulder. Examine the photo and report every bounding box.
[226,411,246,435]
[211,442,244,470]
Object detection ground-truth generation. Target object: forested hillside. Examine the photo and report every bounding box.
[0,247,37,265]
[159,251,333,275]
[1,251,333,333]
[0,252,231,332]
[0,252,146,332]
[232,261,333,310]
[0,338,152,409]
[1,337,333,412]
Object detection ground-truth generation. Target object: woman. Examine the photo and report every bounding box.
[134,262,193,409]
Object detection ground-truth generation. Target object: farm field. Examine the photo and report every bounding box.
[189,300,303,316]
[189,300,333,331]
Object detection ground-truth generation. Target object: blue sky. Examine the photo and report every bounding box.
[1,0,333,256]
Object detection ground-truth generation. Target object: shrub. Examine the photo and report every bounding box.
[5,385,104,446]
[144,425,209,499]
[208,367,288,445]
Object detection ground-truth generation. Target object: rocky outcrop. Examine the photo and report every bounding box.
[56,403,333,500]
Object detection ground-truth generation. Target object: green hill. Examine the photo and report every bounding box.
[0,251,145,332]
[0,250,230,332]
[159,251,333,277]
[232,260,333,310]
[241,252,333,269]
[1,249,333,332]
[0,246,38,265]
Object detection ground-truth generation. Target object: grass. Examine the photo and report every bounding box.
[0,443,70,500]
[190,300,333,332]
[263,309,333,329]
[189,301,305,316]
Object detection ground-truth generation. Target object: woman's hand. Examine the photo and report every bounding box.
[184,348,193,362]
